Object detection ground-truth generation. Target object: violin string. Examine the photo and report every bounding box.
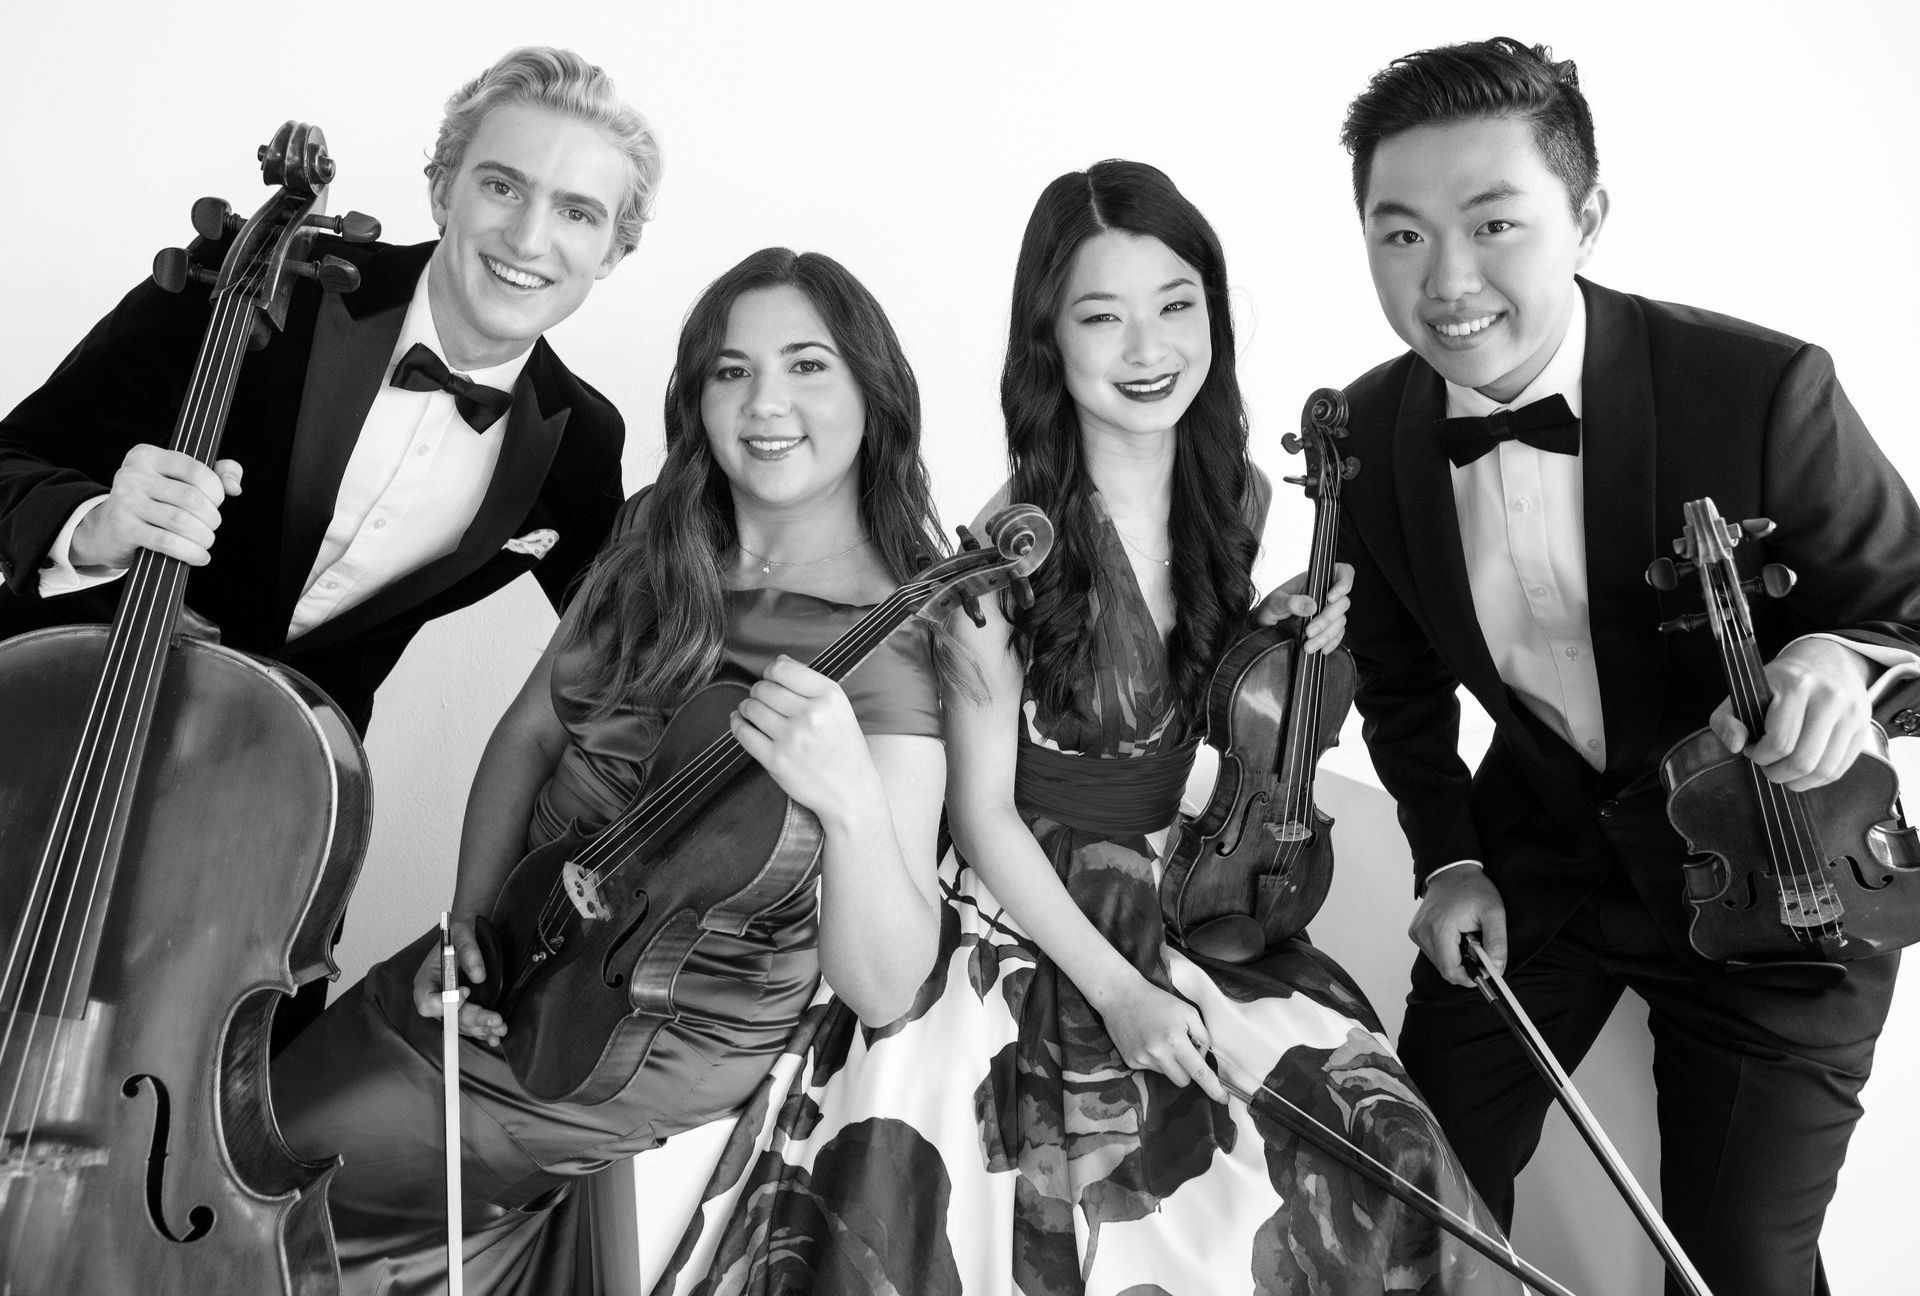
[3,268,262,1161]
[533,576,947,939]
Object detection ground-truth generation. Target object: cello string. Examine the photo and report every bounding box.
[5,267,263,1159]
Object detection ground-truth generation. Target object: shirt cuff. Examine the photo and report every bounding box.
[1419,858,1485,894]
[1791,633,1920,705]
[38,496,128,598]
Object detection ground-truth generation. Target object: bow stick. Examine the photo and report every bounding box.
[1460,935,1714,1296]
[440,913,466,1296]
[1212,1050,1582,1296]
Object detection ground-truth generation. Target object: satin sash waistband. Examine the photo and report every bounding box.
[1014,732,1199,836]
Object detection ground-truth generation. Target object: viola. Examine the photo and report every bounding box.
[1161,388,1358,963]
[1649,497,1920,980]
[470,506,1053,1104]
[0,124,379,1294]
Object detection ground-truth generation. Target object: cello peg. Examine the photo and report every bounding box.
[286,255,361,293]
[957,590,987,629]
[954,523,983,553]
[1740,518,1777,540]
[1645,557,1696,591]
[1281,474,1307,488]
[306,210,382,242]
[1010,574,1035,610]
[1659,611,1712,634]
[1281,431,1305,455]
[151,248,217,293]
[1743,563,1796,600]
[190,196,241,240]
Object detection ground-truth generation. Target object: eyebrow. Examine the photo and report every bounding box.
[1367,183,1526,224]
[1068,277,1197,307]
[715,340,840,360]
[472,161,612,221]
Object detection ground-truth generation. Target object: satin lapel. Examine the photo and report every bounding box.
[1577,280,1664,775]
[1392,361,1520,731]
[277,278,409,628]
[290,353,571,654]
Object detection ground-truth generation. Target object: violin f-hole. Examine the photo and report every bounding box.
[1843,855,1895,892]
[121,1074,215,1245]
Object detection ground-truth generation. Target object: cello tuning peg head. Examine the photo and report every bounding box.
[1281,474,1307,488]
[286,256,362,293]
[1341,457,1360,480]
[190,196,238,241]
[305,210,382,242]
[954,523,983,553]
[1645,557,1695,591]
[1740,518,1777,539]
[1659,611,1711,634]
[958,590,987,629]
[152,248,218,293]
[1011,574,1035,610]
[1672,536,1696,558]
[1281,431,1304,455]
[1746,563,1796,600]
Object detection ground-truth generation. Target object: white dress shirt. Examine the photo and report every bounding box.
[40,266,528,642]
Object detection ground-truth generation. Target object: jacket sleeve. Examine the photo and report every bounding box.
[1337,504,1484,889]
[0,276,210,595]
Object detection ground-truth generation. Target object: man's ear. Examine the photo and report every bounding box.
[428,172,451,235]
[1574,184,1610,270]
[595,239,632,281]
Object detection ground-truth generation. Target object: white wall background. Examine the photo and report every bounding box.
[4,1,1914,1291]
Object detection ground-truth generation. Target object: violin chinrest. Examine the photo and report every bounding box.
[1182,914,1267,965]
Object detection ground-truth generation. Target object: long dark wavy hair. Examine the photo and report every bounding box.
[564,247,946,715]
[1003,160,1259,720]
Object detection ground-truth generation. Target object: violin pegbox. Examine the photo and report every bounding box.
[1648,501,1796,635]
[914,505,1055,627]
[1282,387,1359,498]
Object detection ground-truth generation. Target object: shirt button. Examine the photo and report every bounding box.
[371,518,387,530]
[1510,497,1532,513]
[1530,586,1548,597]
[1586,739,1602,752]
[415,444,431,457]
[1563,645,1581,659]
[1597,798,1618,817]
[322,579,339,591]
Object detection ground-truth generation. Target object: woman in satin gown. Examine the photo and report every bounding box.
[656,163,1520,1295]
[271,247,950,1296]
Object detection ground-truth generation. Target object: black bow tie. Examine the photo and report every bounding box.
[1434,393,1581,467]
[389,343,514,433]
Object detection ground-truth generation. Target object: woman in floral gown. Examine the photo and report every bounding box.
[655,163,1519,1296]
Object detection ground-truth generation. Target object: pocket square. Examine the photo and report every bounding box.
[504,528,558,559]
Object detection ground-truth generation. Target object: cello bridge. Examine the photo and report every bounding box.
[562,861,610,921]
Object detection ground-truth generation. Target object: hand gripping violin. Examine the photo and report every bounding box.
[470,506,1053,1104]
[1649,498,1920,983]
[0,124,379,1295]
[1161,388,1358,962]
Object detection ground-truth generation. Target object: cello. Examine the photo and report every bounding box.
[471,506,1053,1104]
[1649,497,1920,980]
[0,124,377,1294]
[1161,388,1357,963]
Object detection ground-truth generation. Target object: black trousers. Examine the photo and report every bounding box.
[1399,866,1897,1296]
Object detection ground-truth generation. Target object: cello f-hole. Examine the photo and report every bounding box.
[121,1073,215,1244]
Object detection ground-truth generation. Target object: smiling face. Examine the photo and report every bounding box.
[1053,231,1212,444]
[1364,116,1607,403]
[426,102,630,371]
[701,284,867,520]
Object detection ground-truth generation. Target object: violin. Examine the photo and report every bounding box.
[1161,388,1358,963]
[0,124,378,1294]
[470,506,1053,1104]
[1649,497,1920,980]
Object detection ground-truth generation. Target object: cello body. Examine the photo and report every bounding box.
[0,627,370,1294]
[0,122,380,1293]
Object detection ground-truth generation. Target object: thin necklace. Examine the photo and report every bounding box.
[1114,526,1171,568]
[737,535,868,575]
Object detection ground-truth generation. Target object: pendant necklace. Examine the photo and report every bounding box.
[738,535,868,576]
[1115,527,1171,568]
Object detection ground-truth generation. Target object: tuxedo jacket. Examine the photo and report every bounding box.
[0,239,625,734]
[1337,278,1920,964]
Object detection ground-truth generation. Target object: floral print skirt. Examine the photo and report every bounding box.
[645,848,1518,1296]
